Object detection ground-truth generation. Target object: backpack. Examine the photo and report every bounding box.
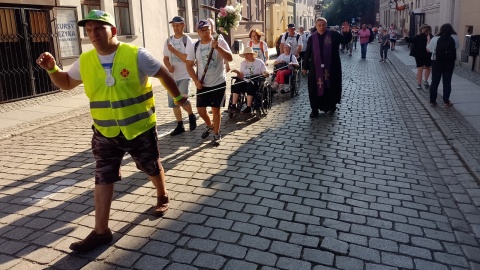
[284,33,301,43]
[170,35,188,48]
[435,35,456,62]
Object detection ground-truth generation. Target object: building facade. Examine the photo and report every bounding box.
[379,0,480,73]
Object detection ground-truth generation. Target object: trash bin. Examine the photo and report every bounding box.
[233,39,244,54]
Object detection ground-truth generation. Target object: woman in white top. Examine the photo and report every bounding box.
[230,47,269,114]
[272,44,299,93]
[247,29,269,65]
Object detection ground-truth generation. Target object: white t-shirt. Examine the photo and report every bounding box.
[426,34,460,60]
[246,40,268,62]
[240,58,266,78]
[276,53,298,70]
[300,32,309,52]
[68,46,161,86]
[163,35,194,81]
[281,33,303,54]
[186,38,232,87]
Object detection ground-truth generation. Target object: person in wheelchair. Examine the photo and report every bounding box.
[272,43,300,93]
[230,47,269,114]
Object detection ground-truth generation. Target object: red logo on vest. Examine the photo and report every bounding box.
[120,68,130,78]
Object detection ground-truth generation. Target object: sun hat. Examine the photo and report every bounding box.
[197,20,211,30]
[78,10,115,27]
[239,47,258,58]
[169,16,185,24]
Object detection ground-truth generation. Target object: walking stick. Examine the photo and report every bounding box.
[199,35,219,84]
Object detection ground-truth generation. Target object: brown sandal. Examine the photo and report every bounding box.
[154,194,170,216]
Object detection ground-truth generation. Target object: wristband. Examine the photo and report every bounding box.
[47,65,59,74]
[173,94,183,102]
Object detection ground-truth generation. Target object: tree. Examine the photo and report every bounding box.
[322,0,375,27]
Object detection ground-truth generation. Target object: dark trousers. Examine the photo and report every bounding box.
[360,43,368,58]
[380,45,389,59]
[429,60,454,103]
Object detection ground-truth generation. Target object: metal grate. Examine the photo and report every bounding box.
[0,7,59,103]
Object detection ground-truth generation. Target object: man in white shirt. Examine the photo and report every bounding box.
[163,16,197,136]
[298,26,309,61]
[280,23,303,58]
[186,20,233,146]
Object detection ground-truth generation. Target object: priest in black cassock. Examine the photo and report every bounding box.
[302,18,352,118]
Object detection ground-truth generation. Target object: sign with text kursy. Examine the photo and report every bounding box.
[56,9,80,58]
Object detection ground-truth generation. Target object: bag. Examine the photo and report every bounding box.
[409,42,416,57]
[435,35,456,62]
[368,29,374,43]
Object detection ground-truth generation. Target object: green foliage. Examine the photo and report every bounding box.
[322,0,374,26]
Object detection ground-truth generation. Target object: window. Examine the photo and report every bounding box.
[114,0,131,35]
[80,0,100,35]
[0,9,18,42]
[255,0,260,20]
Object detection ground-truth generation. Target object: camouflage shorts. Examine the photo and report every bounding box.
[91,126,161,184]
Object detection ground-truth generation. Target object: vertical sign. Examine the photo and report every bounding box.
[56,9,80,58]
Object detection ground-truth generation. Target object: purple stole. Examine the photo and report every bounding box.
[312,30,332,96]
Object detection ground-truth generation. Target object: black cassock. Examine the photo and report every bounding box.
[303,31,352,113]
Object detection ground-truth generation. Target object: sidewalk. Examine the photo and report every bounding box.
[393,43,480,133]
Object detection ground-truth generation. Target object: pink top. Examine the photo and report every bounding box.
[358,29,371,44]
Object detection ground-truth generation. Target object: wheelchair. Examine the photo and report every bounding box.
[271,64,301,98]
[227,76,272,119]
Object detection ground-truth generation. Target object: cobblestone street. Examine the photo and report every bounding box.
[1,43,480,270]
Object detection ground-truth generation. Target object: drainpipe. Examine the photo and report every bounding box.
[140,0,146,47]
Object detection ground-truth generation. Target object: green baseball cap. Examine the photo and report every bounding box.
[78,10,116,27]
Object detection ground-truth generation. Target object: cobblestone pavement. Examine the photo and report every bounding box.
[1,44,480,270]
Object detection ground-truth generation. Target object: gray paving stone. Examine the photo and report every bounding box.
[320,237,349,255]
[434,252,470,267]
[170,248,198,264]
[461,245,480,262]
[245,249,277,266]
[192,253,226,269]
[369,238,399,252]
[381,252,414,269]
[349,244,381,263]
[187,238,218,252]
[239,235,271,250]
[414,259,449,270]
[399,244,432,260]
[302,248,334,266]
[133,255,169,270]
[335,256,364,270]
[276,257,311,270]
[223,259,257,270]
[216,242,247,259]
[338,232,368,246]
[289,233,320,247]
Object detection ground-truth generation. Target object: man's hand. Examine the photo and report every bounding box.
[37,52,56,70]
[174,95,189,106]
[167,43,176,53]
[212,39,219,49]
[168,65,175,73]
[194,80,203,89]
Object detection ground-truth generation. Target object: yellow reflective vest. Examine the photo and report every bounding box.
[80,43,156,140]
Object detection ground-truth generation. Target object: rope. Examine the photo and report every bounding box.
[189,64,302,97]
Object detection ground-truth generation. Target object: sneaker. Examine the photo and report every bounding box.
[188,114,197,131]
[242,106,252,114]
[444,101,453,108]
[201,125,213,139]
[170,124,185,136]
[348,53,352,56]
[69,229,113,253]
[430,101,437,106]
[379,59,384,62]
[416,84,422,90]
[309,111,319,118]
[154,194,169,216]
[211,134,222,146]
[423,80,430,87]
